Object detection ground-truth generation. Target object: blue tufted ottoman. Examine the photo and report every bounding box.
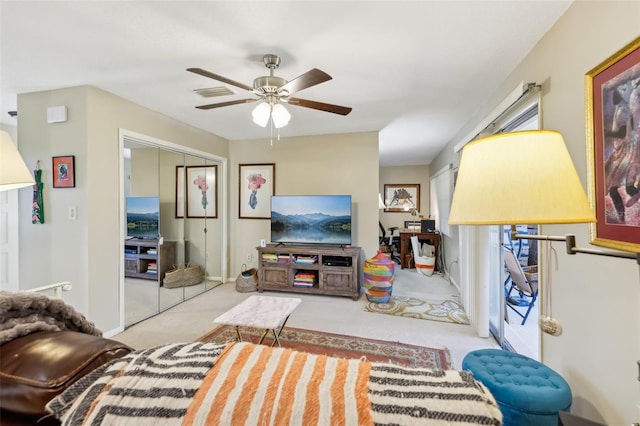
[462,349,572,426]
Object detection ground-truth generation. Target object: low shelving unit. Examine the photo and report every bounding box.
[124,239,175,283]
[257,244,361,300]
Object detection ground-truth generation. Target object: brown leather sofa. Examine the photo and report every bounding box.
[0,331,133,425]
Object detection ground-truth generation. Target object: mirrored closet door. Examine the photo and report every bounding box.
[123,143,162,326]
[124,136,224,327]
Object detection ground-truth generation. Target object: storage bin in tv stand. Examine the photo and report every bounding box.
[257,244,361,300]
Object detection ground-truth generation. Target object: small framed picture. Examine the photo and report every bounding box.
[239,163,275,219]
[52,156,75,188]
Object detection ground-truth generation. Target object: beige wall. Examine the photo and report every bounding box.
[229,132,380,278]
[432,2,640,423]
[379,164,431,232]
[17,85,379,331]
[18,85,228,333]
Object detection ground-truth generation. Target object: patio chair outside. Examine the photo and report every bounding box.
[503,246,538,325]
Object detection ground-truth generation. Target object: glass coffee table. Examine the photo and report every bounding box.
[213,295,302,347]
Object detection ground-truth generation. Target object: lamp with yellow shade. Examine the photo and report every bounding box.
[448,130,639,335]
[449,130,638,259]
[0,130,34,192]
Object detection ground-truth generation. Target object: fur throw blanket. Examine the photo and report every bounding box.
[0,291,101,345]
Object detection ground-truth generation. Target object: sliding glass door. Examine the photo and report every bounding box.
[487,100,541,358]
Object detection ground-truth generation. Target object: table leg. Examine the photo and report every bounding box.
[272,314,293,347]
[400,234,407,269]
[257,329,270,345]
[271,329,282,347]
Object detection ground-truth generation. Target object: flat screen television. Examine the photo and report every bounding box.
[271,195,352,245]
[126,196,159,239]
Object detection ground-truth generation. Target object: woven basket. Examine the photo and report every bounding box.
[163,263,204,288]
[236,264,258,293]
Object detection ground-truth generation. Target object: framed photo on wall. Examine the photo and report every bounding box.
[185,165,217,218]
[383,184,420,212]
[52,155,75,188]
[239,163,275,219]
[586,35,640,252]
[175,166,185,218]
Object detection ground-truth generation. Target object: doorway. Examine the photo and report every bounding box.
[499,226,539,358]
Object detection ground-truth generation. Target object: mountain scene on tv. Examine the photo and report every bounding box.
[127,211,159,238]
[126,197,159,239]
[271,211,351,244]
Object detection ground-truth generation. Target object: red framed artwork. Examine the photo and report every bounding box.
[52,155,75,188]
[586,36,640,252]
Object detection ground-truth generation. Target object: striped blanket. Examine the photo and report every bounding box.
[47,341,502,425]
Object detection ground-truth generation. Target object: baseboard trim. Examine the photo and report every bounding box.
[103,325,125,338]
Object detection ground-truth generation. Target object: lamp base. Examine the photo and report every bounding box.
[540,316,562,336]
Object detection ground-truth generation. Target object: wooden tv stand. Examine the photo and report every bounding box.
[124,238,175,283]
[257,244,361,300]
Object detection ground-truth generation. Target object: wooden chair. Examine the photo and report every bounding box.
[379,222,400,264]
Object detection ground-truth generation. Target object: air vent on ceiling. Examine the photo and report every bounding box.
[193,86,235,98]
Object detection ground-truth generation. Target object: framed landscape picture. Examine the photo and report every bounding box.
[239,163,275,219]
[384,184,420,212]
[586,35,640,252]
[185,165,217,218]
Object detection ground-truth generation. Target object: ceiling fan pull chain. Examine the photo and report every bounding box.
[270,118,274,146]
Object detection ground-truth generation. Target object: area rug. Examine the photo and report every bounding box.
[364,295,470,324]
[198,325,451,369]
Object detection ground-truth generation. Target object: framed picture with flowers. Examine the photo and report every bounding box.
[239,163,275,219]
[184,165,217,218]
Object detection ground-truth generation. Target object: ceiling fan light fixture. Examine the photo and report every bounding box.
[271,103,291,129]
[189,54,351,129]
[252,102,270,127]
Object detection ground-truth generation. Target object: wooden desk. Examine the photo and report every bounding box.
[399,229,439,270]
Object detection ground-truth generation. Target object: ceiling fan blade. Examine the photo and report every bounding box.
[195,99,257,110]
[279,69,332,94]
[288,98,352,116]
[187,68,253,92]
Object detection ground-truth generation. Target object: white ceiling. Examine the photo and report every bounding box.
[0,1,572,166]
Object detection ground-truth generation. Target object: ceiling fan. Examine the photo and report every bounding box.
[187,54,352,128]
